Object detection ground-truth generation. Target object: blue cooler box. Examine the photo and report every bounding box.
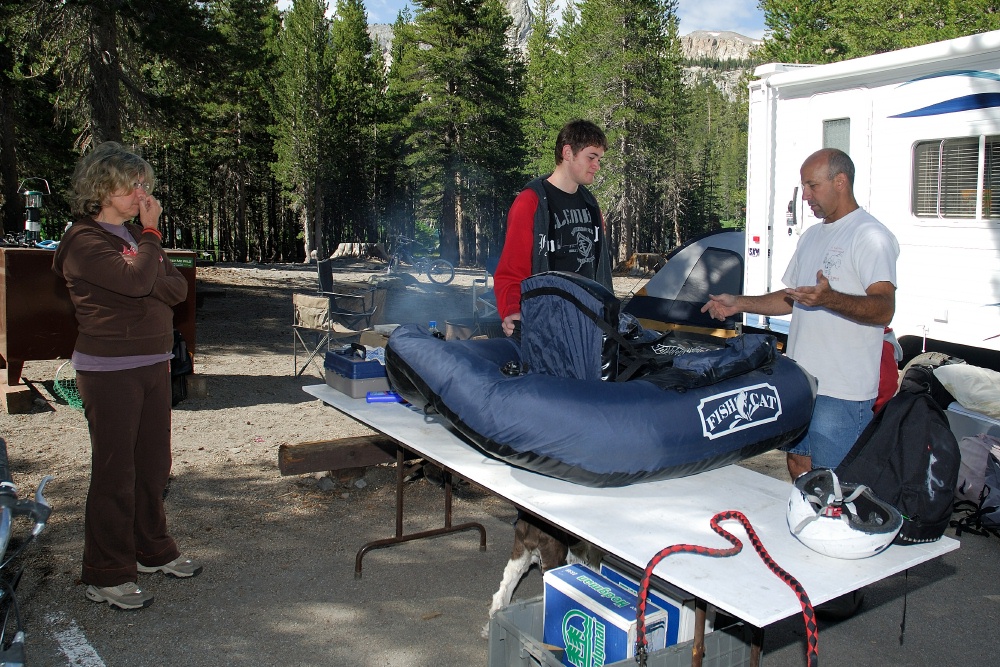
[324,345,389,398]
[324,344,387,379]
[543,564,667,667]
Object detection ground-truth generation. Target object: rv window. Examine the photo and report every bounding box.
[941,139,978,218]
[823,119,850,153]
[913,136,1000,220]
[986,139,1000,218]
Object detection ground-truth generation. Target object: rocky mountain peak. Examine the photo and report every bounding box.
[681,30,762,61]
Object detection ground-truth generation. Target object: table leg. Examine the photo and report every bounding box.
[3,359,24,386]
[691,599,707,667]
[750,625,764,667]
[354,446,487,578]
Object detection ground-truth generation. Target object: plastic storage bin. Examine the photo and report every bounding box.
[488,597,757,667]
[324,370,390,398]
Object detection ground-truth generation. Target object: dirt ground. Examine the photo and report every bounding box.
[1,259,997,667]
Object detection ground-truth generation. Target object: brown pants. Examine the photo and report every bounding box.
[77,362,180,587]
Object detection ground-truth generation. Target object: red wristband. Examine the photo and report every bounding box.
[141,228,163,240]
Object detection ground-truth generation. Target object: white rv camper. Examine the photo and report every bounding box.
[744,30,1000,368]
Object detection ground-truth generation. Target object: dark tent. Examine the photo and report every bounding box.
[623,230,744,335]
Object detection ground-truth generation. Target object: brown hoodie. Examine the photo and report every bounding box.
[52,217,188,357]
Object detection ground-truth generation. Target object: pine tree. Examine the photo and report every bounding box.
[654,7,688,250]
[43,0,219,147]
[459,0,527,261]
[0,1,66,235]
[202,0,282,261]
[2,1,217,238]
[713,72,750,226]
[394,0,525,265]
[759,0,845,63]
[552,1,587,122]
[271,0,333,261]
[379,8,420,240]
[570,0,682,259]
[837,0,1000,56]
[760,0,1000,63]
[521,0,567,176]
[327,0,385,245]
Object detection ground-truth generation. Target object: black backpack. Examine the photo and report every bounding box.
[835,384,960,545]
[171,330,193,406]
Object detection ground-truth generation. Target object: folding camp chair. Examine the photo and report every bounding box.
[317,259,381,329]
[472,256,499,324]
[292,293,361,377]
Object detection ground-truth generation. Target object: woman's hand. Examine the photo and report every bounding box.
[138,192,163,231]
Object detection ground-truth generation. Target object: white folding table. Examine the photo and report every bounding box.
[304,383,958,663]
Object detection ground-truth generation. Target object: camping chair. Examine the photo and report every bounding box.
[472,256,500,324]
[316,258,381,330]
[293,293,361,377]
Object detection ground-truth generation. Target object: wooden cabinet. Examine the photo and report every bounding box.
[0,248,196,386]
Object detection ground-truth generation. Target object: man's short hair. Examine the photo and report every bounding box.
[825,148,856,187]
[554,120,607,165]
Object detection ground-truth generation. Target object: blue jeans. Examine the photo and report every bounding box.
[781,395,875,469]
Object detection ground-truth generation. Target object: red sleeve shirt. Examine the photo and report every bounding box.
[493,188,539,319]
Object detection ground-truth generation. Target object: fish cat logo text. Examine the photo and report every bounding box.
[698,383,783,439]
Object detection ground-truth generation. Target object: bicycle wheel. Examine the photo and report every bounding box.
[427,259,455,285]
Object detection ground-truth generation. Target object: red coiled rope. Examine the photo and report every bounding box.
[634,510,819,667]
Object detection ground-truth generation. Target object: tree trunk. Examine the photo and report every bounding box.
[299,202,312,263]
[313,179,325,260]
[88,6,122,143]
[454,172,466,265]
[439,166,459,265]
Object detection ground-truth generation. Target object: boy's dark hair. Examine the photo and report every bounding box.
[554,120,607,165]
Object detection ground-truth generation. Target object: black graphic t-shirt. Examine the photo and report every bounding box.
[542,180,601,281]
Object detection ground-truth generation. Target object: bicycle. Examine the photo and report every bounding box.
[386,235,455,285]
[0,437,53,667]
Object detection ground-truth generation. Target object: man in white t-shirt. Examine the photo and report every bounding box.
[702,148,899,480]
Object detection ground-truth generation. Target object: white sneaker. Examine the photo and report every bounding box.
[85,582,154,610]
[137,556,203,578]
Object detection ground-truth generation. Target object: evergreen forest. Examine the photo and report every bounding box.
[1,0,998,266]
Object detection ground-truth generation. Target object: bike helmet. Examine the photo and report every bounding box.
[787,469,902,559]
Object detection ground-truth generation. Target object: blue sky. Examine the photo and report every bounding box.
[276,1,768,39]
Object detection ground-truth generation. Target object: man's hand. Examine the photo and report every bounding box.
[701,293,739,321]
[502,313,521,337]
[784,270,832,308]
[786,271,895,326]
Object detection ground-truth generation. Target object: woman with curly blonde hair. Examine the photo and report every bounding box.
[53,142,202,610]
